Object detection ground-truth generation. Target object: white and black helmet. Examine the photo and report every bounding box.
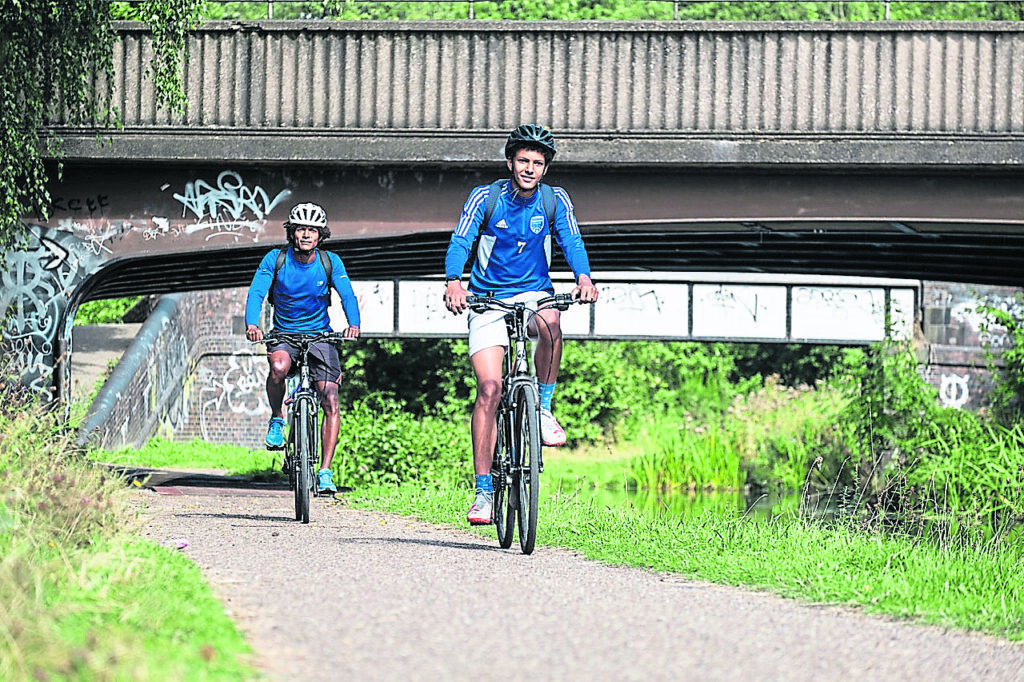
[285,202,330,239]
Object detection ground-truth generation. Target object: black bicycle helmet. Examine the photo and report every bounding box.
[505,123,557,160]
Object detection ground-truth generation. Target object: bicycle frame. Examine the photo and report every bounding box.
[260,330,348,524]
[467,293,577,554]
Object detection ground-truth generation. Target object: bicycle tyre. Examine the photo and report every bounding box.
[514,383,541,555]
[306,400,320,499]
[295,397,313,524]
[492,408,515,549]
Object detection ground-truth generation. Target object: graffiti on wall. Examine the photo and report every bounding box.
[171,171,291,243]
[692,284,788,339]
[939,372,971,409]
[198,351,268,441]
[0,228,101,393]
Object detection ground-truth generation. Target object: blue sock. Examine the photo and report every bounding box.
[475,473,493,495]
[539,382,556,411]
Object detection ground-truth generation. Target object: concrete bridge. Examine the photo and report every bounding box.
[5,20,1024,399]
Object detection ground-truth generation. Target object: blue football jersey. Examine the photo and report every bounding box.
[245,248,361,332]
[445,180,592,297]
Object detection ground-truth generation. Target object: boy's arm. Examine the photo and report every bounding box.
[244,251,276,328]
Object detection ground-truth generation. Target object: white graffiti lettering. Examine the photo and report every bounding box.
[174,171,291,223]
[939,373,970,409]
[199,351,268,441]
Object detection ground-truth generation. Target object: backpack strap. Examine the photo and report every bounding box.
[269,248,333,304]
[269,248,287,305]
[480,180,505,230]
[538,182,556,232]
[318,250,333,283]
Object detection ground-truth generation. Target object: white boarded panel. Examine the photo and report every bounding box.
[594,283,688,337]
[791,287,886,341]
[329,281,394,334]
[890,288,915,341]
[397,280,466,335]
[553,281,592,336]
[693,284,787,339]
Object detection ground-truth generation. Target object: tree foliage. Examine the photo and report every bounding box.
[0,0,199,252]
[202,0,1024,21]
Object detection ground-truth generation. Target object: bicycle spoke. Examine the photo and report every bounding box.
[493,407,515,549]
[515,385,541,555]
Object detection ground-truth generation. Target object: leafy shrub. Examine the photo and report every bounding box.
[336,339,474,421]
[979,293,1024,425]
[559,340,744,444]
[824,339,1024,542]
[334,393,472,488]
[74,297,142,325]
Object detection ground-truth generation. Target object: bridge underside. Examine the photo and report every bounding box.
[45,162,1023,301]
[85,219,1024,300]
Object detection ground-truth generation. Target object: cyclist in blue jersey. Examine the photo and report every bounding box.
[444,124,599,525]
[245,202,361,494]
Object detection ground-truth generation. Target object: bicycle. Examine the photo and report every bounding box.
[466,292,581,554]
[257,330,350,524]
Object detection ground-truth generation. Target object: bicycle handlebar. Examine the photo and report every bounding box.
[254,330,354,347]
[465,293,583,314]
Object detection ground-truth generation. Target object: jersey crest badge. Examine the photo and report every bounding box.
[529,215,544,234]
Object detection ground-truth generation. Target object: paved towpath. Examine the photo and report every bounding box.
[138,479,1024,682]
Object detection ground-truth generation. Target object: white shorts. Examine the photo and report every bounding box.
[467,291,547,357]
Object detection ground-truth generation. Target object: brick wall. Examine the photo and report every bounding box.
[165,288,271,450]
[920,281,1019,411]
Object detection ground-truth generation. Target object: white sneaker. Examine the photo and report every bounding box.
[540,409,566,446]
[467,492,493,525]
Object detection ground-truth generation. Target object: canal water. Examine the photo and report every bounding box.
[548,476,804,522]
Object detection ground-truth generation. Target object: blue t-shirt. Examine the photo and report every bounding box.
[444,180,592,298]
[245,248,361,332]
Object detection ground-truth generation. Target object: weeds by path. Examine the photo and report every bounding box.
[0,394,256,681]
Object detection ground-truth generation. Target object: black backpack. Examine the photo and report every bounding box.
[269,248,333,304]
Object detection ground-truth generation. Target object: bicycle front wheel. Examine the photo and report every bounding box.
[294,397,314,524]
[492,408,515,549]
[513,383,541,555]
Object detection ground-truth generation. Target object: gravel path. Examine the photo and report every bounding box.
[138,482,1024,682]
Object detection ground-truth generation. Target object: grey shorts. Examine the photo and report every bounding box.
[267,336,342,384]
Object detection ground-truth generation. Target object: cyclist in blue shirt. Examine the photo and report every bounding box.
[444,124,599,525]
[245,202,361,494]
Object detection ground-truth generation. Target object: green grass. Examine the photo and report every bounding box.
[350,480,1024,641]
[1,398,257,681]
[95,437,273,475]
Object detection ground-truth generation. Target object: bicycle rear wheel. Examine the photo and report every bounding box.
[294,397,314,524]
[492,408,515,549]
[514,384,541,555]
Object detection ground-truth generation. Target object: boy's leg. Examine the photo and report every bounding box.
[264,348,292,448]
[467,346,503,525]
[531,308,567,446]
